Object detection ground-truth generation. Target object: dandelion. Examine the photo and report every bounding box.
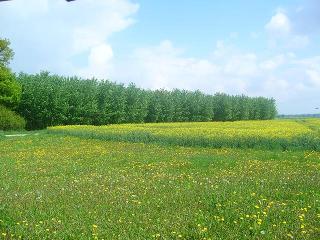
[202,227,208,232]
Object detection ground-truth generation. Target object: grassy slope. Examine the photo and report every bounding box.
[0,133,319,239]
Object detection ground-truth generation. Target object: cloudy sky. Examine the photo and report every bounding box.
[1,0,319,114]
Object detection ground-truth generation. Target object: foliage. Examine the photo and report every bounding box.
[17,72,277,129]
[0,38,14,68]
[0,132,319,239]
[0,38,21,110]
[0,67,22,109]
[0,105,26,131]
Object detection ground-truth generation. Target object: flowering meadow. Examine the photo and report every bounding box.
[49,119,320,151]
[1,119,320,239]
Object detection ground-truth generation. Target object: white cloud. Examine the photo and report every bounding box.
[89,44,114,66]
[0,0,49,17]
[113,41,259,94]
[306,70,320,87]
[260,54,287,71]
[79,43,114,79]
[265,10,309,49]
[113,40,223,91]
[223,53,258,77]
[111,40,320,114]
[0,0,139,74]
[265,11,291,36]
[70,0,138,54]
[296,56,320,88]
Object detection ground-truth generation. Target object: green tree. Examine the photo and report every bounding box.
[124,83,149,123]
[0,38,14,68]
[16,72,278,129]
[213,93,232,121]
[0,66,21,109]
[145,90,162,123]
[0,38,21,109]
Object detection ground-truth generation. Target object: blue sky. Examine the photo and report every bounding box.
[1,0,319,114]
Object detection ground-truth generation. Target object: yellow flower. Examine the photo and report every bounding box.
[287,233,293,238]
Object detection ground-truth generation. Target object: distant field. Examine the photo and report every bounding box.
[1,120,320,239]
[49,119,320,151]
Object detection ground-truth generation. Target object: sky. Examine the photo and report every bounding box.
[0,0,319,114]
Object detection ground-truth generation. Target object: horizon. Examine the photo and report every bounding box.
[1,0,319,115]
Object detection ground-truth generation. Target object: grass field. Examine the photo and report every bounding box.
[1,119,320,239]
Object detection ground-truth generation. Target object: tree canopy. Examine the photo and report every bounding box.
[0,38,21,109]
[0,38,14,68]
[0,67,21,108]
[17,72,277,130]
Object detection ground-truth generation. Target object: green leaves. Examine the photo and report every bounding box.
[16,72,277,130]
[0,67,22,109]
[0,105,25,130]
[0,38,14,68]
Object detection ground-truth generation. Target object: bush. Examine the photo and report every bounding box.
[0,105,25,131]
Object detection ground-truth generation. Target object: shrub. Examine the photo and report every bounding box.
[0,105,26,131]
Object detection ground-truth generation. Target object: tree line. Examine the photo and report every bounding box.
[16,72,277,130]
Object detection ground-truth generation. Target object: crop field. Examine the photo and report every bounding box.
[1,119,320,239]
[49,119,320,151]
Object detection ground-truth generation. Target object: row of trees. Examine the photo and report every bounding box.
[17,72,277,130]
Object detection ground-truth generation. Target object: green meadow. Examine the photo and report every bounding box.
[1,120,320,239]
